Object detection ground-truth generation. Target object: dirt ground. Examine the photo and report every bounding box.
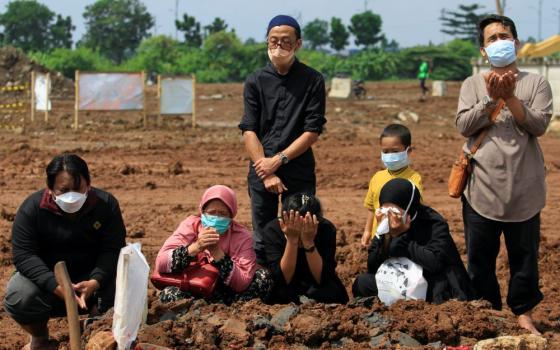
[0,81,559,349]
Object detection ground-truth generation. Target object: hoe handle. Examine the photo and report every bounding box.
[54,261,81,350]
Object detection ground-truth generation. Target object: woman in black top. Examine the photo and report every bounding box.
[262,193,348,304]
[4,154,126,350]
[353,178,474,304]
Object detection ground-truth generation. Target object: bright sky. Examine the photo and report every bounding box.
[0,0,558,47]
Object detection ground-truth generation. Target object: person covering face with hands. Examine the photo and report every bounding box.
[239,14,327,266]
[262,193,348,304]
[456,15,553,335]
[353,179,474,304]
[4,154,126,350]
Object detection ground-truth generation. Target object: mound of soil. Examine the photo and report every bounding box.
[0,46,73,97]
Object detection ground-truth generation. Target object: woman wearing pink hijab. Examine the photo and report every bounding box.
[155,185,271,303]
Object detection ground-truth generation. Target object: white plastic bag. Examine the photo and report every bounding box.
[375,257,428,306]
[112,243,150,350]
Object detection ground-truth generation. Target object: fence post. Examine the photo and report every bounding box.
[74,70,79,131]
[192,74,196,129]
[30,71,35,123]
[142,71,147,128]
[45,73,50,123]
[157,74,162,127]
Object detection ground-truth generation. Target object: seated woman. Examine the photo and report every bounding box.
[353,178,474,304]
[154,185,271,303]
[263,193,349,304]
[4,154,126,350]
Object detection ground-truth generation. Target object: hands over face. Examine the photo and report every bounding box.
[375,206,410,238]
[387,208,411,238]
[279,210,317,245]
[301,212,318,246]
[279,210,303,244]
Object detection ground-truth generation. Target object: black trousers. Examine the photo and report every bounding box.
[248,180,315,265]
[419,79,428,93]
[462,198,543,315]
[352,272,378,298]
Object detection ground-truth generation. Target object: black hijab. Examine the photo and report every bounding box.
[379,178,421,220]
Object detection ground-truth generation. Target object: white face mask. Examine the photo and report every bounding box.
[54,191,88,213]
[268,47,295,66]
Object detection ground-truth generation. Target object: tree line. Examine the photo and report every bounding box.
[0,0,490,82]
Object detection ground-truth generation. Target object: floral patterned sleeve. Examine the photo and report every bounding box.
[170,245,195,273]
[212,255,233,281]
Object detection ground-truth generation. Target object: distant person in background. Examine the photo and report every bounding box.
[418,58,431,101]
[456,14,553,335]
[4,154,126,350]
[239,15,327,265]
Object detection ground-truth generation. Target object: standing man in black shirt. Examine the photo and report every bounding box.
[239,15,326,264]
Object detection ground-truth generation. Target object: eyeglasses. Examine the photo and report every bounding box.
[204,210,231,218]
[267,37,295,50]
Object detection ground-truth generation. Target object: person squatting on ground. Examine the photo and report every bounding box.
[154,185,271,304]
[261,193,349,304]
[456,14,553,335]
[353,178,474,303]
[4,154,126,350]
[239,14,327,265]
[361,124,423,248]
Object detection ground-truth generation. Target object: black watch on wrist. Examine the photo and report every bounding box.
[278,152,289,165]
[303,245,315,253]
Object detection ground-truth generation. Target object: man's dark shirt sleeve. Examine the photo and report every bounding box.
[239,74,260,133]
[303,75,326,134]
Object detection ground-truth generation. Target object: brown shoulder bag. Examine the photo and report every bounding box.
[448,99,504,198]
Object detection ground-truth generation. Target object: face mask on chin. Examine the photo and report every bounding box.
[53,190,88,214]
[268,47,295,66]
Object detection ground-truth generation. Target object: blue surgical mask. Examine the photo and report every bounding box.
[381,148,409,171]
[201,214,231,234]
[485,40,516,68]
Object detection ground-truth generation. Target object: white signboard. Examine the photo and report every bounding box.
[79,73,143,110]
[328,77,352,99]
[160,77,193,115]
[34,73,51,111]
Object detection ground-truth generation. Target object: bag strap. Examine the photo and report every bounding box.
[469,99,505,155]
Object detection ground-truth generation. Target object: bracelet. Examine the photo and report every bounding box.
[303,245,316,253]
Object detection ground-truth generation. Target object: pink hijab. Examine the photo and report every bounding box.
[199,185,238,217]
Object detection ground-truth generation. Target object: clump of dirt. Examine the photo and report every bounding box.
[0,46,73,97]
[79,296,521,349]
